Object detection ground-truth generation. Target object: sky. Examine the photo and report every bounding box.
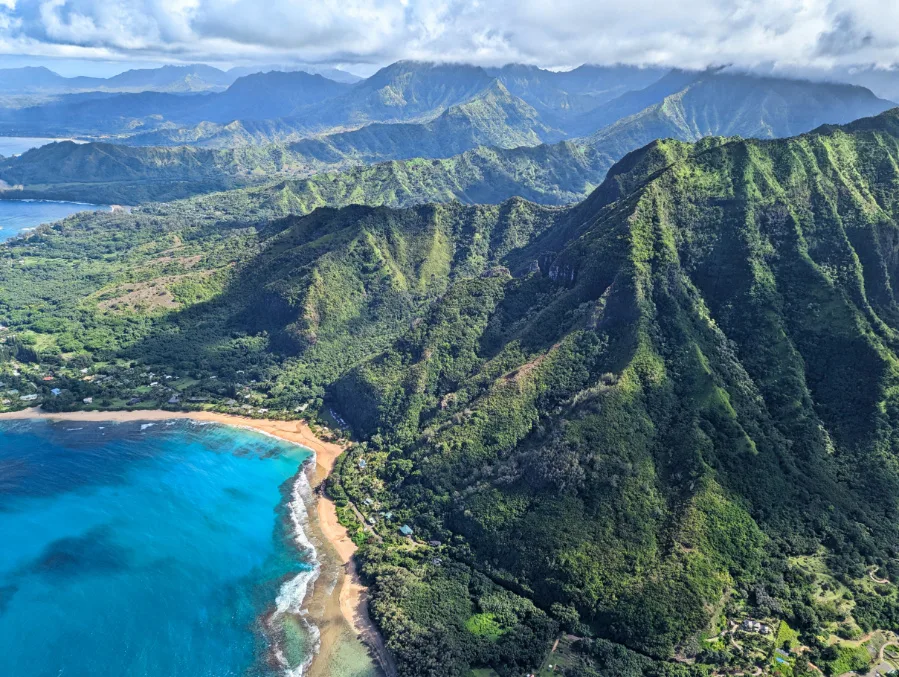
[1,0,899,77]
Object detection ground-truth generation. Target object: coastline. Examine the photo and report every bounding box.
[0,408,389,677]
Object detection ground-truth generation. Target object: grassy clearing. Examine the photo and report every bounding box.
[535,635,579,675]
[464,613,504,640]
[775,621,801,651]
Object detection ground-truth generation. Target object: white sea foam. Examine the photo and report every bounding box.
[181,419,321,675]
[269,456,322,677]
[140,423,155,431]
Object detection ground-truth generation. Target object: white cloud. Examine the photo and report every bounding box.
[2,0,899,71]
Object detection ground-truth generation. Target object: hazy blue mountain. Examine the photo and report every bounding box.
[0,63,359,112]
[284,80,564,162]
[0,67,893,208]
[0,70,352,137]
[306,60,498,126]
[0,61,501,140]
[0,64,235,95]
[0,66,73,91]
[780,64,899,104]
[583,70,896,159]
[101,64,233,91]
[486,63,667,123]
[198,71,351,121]
[226,64,362,84]
[130,62,670,146]
[116,62,678,146]
[564,68,709,135]
[101,62,550,146]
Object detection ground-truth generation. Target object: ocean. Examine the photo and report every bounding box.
[0,136,83,157]
[0,199,108,240]
[0,419,320,676]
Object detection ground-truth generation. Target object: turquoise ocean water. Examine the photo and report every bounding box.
[0,419,319,676]
[0,200,108,240]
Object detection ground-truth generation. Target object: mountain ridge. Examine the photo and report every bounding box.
[2,72,893,210]
[10,111,899,675]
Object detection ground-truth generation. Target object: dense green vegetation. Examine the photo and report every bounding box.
[2,68,891,212]
[0,139,338,203]
[0,61,636,142]
[12,109,899,675]
[0,133,603,206]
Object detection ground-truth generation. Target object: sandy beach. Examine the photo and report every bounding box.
[0,408,390,677]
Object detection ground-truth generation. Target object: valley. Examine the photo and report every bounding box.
[4,39,899,677]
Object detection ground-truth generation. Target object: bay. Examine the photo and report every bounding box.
[0,419,318,676]
[0,136,84,157]
[0,199,108,240]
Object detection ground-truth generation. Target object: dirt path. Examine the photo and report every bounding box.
[877,635,899,662]
[870,567,890,585]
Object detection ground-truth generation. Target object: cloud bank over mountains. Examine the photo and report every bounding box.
[3,0,899,71]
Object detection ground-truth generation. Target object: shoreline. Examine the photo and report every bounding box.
[0,407,389,677]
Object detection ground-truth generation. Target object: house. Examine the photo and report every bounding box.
[83,397,93,404]
[42,375,54,382]
[399,525,413,536]
[741,619,767,633]
[358,459,367,469]
[50,388,62,396]
[168,395,180,404]
[19,394,38,401]
[126,397,142,406]
[382,511,394,521]
[429,540,442,547]
[368,516,378,525]
[363,498,374,506]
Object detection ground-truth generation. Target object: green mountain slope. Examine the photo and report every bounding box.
[0,140,336,204]
[485,63,668,123]
[0,61,497,140]
[0,70,351,138]
[258,81,562,160]
[326,111,899,674]
[584,71,895,157]
[2,72,891,210]
[10,111,899,675]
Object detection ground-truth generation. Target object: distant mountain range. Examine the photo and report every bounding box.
[12,109,899,676]
[0,61,675,142]
[0,63,361,98]
[1,67,892,206]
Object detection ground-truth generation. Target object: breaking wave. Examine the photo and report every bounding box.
[269,457,321,676]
